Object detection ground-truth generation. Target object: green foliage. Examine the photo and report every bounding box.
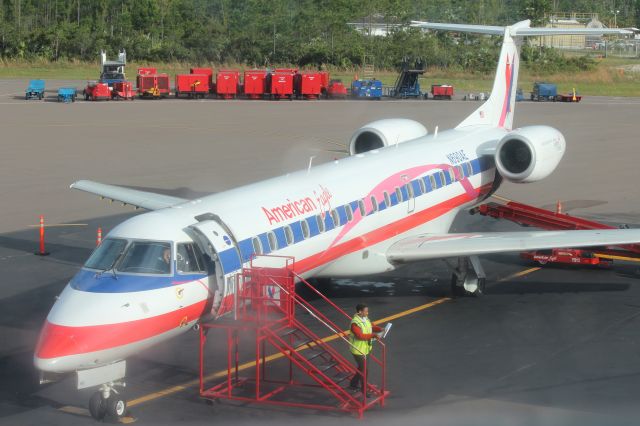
[521,45,597,73]
[0,0,636,72]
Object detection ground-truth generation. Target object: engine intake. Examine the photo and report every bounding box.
[495,125,566,183]
[349,119,427,155]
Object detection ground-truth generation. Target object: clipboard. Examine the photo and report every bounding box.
[381,322,392,339]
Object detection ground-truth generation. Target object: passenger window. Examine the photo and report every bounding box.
[429,175,436,189]
[406,183,414,199]
[383,191,390,207]
[252,237,262,255]
[284,226,294,245]
[439,171,446,185]
[358,200,366,216]
[418,179,426,194]
[395,187,403,203]
[331,209,340,226]
[301,220,310,239]
[345,204,353,222]
[316,214,325,233]
[465,162,473,176]
[177,243,205,273]
[267,231,278,250]
[370,196,378,213]
[456,165,464,179]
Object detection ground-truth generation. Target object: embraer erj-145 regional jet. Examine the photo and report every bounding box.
[35,20,637,420]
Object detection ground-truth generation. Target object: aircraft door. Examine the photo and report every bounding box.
[187,215,244,319]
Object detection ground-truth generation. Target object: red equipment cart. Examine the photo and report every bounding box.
[327,79,348,99]
[295,72,322,99]
[521,248,612,267]
[216,70,239,99]
[111,81,135,100]
[190,67,214,92]
[175,74,209,98]
[244,70,267,99]
[137,73,170,98]
[431,84,454,100]
[83,81,110,101]
[269,71,295,100]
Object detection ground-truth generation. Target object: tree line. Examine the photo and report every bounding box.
[0,0,637,71]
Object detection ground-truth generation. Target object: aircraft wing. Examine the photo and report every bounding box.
[387,230,640,263]
[70,180,187,210]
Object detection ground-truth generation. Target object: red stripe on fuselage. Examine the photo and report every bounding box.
[36,300,208,359]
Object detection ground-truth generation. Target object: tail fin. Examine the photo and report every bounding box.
[411,20,631,131]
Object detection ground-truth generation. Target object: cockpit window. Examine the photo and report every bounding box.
[85,238,127,270]
[117,241,172,274]
[177,243,205,273]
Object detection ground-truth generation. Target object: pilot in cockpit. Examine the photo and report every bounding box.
[157,248,171,274]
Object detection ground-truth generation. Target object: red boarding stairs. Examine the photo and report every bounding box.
[199,255,388,417]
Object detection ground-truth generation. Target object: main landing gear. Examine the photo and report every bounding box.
[88,382,127,421]
[449,256,486,297]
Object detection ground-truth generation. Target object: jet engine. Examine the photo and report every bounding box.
[348,119,428,155]
[495,125,566,183]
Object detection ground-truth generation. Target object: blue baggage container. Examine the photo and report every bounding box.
[351,79,382,100]
[531,82,557,101]
[25,79,45,100]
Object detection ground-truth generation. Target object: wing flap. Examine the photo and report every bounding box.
[70,180,187,211]
[387,230,640,263]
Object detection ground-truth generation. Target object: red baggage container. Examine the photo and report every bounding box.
[216,70,239,99]
[190,68,214,91]
[274,68,298,74]
[243,70,266,99]
[295,72,322,99]
[431,84,454,100]
[137,74,170,98]
[137,67,157,76]
[83,81,111,101]
[111,81,135,100]
[175,74,210,98]
[269,72,294,100]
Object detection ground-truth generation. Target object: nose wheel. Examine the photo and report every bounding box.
[88,382,127,421]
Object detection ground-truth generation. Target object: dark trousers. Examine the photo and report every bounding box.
[349,354,367,391]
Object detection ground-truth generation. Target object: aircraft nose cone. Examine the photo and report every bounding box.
[33,321,78,373]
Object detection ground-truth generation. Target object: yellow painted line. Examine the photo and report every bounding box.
[127,297,450,407]
[498,267,541,282]
[595,253,640,263]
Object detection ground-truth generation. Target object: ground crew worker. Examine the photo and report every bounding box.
[349,303,383,395]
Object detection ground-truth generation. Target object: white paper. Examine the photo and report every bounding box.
[382,322,392,338]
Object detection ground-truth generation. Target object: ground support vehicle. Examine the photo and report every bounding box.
[268,71,295,100]
[216,70,239,99]
[430,84,454,100]
[326,80,348,99]
[530,82,557,101]
[244,70,267,99]
[390,60,425,99]
[521,248,612,267]
[111,82,135,100]
[556,90,582,102]
[190,68,214,93]
[99,49,127,87]
[57,87,77,103]
[351,79,382,100]
[295,72,322,99]
[83,82,111,101]
[175,74,209,98]
[137,74,170,98]
[25,79,45,100]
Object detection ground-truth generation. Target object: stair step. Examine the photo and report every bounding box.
[293,338,312,349]
[332,372,352,384]
[317,361,337,372]
[304,350,326,361]
[279,327,299,337]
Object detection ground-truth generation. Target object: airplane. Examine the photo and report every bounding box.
[34,20,638,421]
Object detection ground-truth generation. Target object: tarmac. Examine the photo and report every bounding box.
[1,79,640,425]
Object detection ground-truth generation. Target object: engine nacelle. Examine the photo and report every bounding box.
[495,125,566,183]
[349,119,428,155]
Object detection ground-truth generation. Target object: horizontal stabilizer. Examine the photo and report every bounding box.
[70,180,187,211]
[387,229,640,263]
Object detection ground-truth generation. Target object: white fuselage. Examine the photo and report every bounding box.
[35,125,505,373]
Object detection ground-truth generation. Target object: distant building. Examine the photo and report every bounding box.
[348,14,402,37]
[532,13,608,50]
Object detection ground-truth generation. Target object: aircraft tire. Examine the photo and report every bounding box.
[106,394,127,420]
[88,391,107,421]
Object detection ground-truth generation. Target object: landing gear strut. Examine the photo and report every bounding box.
[88,382,127,421]
[450,256,486,297]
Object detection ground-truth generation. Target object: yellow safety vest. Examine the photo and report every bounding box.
[349,314,373,355]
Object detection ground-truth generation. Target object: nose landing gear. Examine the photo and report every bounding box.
[88,381,127,421]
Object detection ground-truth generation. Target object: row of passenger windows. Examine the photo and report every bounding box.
[251,162,476,255]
